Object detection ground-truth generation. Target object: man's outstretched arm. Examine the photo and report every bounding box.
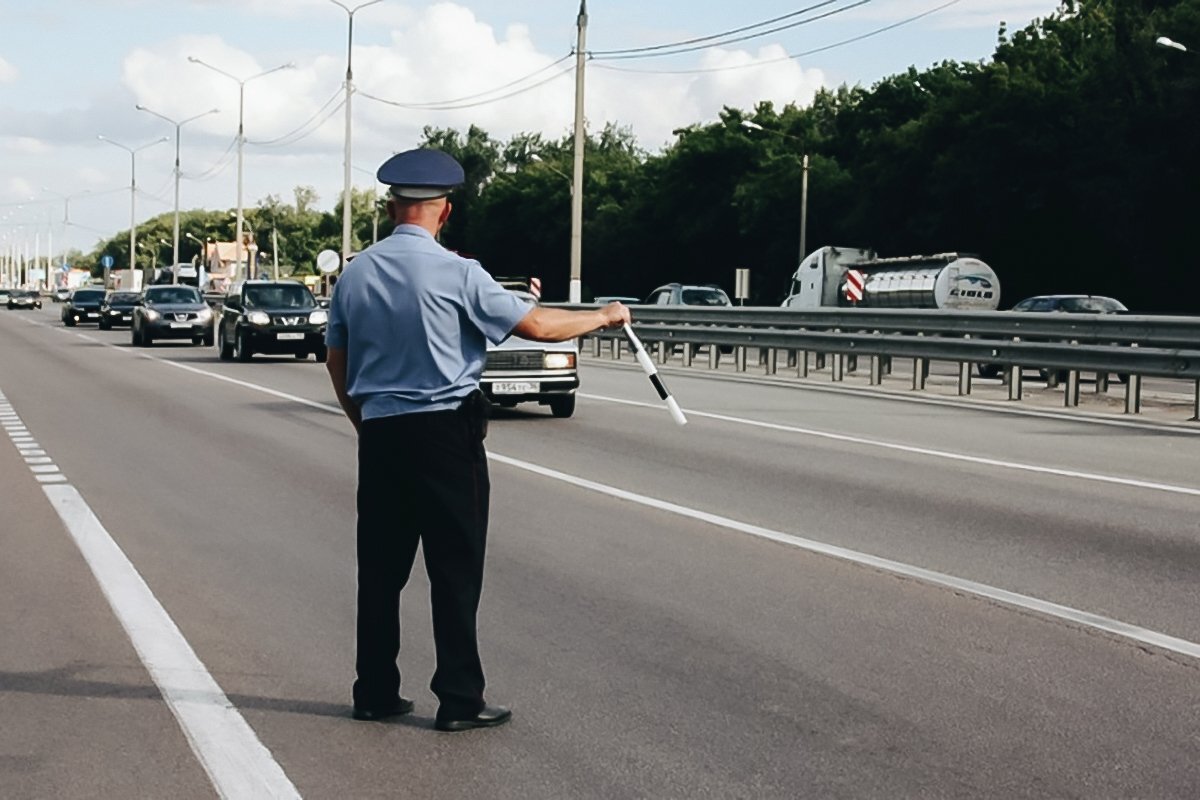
[511,302,631,343]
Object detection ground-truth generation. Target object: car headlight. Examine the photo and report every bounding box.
[309,310,328,325]
[108,309,120,315]
[143,308,161,321]
[248,311,270,326]
[543,353,576,370]
[196,307,212,321]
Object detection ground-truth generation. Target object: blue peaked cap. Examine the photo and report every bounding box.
[377,148,465,200]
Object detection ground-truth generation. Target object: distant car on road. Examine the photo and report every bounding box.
[216,280,328,362]
[53,288,71,302]
[0,289,11,305]
[131,285,214,347]
[98,291,141,329]
[481,290,579,418]
[977,294,1130,379]
[644,283,732,307]
[6,290,42,310]
[61,288,106,326]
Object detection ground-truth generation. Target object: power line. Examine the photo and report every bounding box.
[246,87,343,146]
[592,0,963,74]
[591,1,841,56]
[389,53,574,108]
[249,96,346,148]
[182,135,239,181]
[593,0,872,61]
[359,63,574,111]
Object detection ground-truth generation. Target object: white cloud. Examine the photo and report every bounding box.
[4,177,35,201]
[0,55,17,83]
[2,136,50,154]
[849,0,1060,29]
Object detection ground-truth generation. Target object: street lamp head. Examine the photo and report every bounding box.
[741,120,765,132]
[1156,35,1188,52]
[187,56,201,64]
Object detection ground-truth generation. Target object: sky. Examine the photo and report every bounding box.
[0,0,1061,259]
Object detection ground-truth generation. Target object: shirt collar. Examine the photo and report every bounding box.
[391,224,435,241]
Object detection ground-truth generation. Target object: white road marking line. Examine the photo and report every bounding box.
[488,452,1200,662]
[20,450,47,457]
[33,325,1200,662]
[25,457,53,464]
[0,385,302,800]
[579,392,1200,498]
[43,485,302,799]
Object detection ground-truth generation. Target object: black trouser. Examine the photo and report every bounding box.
[353,395,490,716]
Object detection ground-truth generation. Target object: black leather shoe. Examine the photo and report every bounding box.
[435,704,512,732]
[352,697,415,722]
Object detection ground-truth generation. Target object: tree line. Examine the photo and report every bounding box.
[80,0,1199,312]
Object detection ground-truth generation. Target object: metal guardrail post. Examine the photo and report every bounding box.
[1064,370,1080,407]
[1007,366,1022,400]
[912,358,928,391]
[682,343,693,367]
[832,353,845,382]
[847,354,858,373]
[735,346,747,372]
[1125,375,1142,414]
[766,348,778,375]
[1096,372,1109,394]
[797,350,808,378]
[611,338,621,360]
[708,344,719,370]
[870,355,883,386]
[786,350,797,369]
[958,362,972,396]
[815,353,826,371]
[1193,379,1199,422]
[883,355,893,375]
[592,337,601,357]
[658,341,670,364]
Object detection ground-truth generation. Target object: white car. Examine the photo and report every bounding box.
[481,291,579,418]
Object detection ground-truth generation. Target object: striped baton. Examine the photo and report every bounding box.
[622,324,688,426]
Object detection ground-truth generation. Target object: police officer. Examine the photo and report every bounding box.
[325,148,630,732]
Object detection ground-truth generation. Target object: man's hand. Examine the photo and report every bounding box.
[597,302,631,330]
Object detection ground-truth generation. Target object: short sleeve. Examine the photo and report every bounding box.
[461,262,531,345]
[324,279,348,349]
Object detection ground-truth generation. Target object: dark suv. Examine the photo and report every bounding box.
[131,285,215,347]
[99,291,141,329]
[217,281,328,362]
[62,288,107,325]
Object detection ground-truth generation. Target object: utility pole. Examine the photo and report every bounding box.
[569,0,588,303]
[98,135,167,288]
[331,0,384,270]
[799,154,809,263]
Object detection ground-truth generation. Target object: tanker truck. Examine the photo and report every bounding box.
[782,246,1000,310]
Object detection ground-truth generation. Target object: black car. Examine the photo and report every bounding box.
[98,291,141,329]
[62,288,107,326]
[217,280,328,362]
[131,285,215,347]
[6,290,42,310]
[977,294,1130,379]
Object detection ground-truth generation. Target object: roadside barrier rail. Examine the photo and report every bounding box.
[551,305,1200,420]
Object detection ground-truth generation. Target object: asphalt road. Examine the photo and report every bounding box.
[1,305,1198,799]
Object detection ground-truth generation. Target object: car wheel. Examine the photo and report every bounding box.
[294,352,309,360]
[218,328,234,361]
[131,325,141,346]
[142,328,153,347]
[202,331,214,348]
[64,316,76,327]
[314,346,328,364]
[549,395,576,419]
[976,363,1001,379]
[235,330,253,362]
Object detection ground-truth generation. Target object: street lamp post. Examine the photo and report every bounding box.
[98,135,168,288]
[741,120,810,264]
[352,164,381,244]
[569,0,588,303]
[329,0,384,269]
[136,104,220,283]
[188,56,294,283]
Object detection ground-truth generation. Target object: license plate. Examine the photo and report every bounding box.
[493,381,538,395]
[277,332,304,341]
[170,322,191,329]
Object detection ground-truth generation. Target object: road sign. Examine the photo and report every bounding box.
[100,254,114,269]
[316,249,341,274]
[845,269,865,303]
[60,264,70,273]
[735,268,750,303]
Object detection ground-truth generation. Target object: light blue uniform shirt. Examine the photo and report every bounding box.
[325,224,530,420]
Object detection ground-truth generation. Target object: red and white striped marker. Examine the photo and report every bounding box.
[529,276,542,300]
[845,269,865,303]
[622,324,687,426]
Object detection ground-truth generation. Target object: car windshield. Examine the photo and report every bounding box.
[146,287,201,304]
[244,284,315,309]
[11,290,32,298]
[108,293,140,304]
[74,290,105,302]
[1059,297,1127,313]
[680,288,731,306]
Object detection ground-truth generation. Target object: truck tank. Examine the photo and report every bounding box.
[846,254,1000,310]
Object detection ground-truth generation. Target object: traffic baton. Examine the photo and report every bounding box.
[622,324,687,426]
